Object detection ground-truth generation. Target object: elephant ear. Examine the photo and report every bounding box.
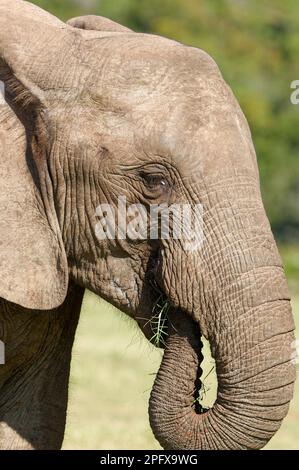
[67,15,132,33]
[0,0,71,310]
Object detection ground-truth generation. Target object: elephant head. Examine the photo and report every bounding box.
[0,1,295,449]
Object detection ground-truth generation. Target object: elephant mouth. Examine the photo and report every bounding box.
[137,253,210,418]
[147,280,209,416]
[147,280,170,348]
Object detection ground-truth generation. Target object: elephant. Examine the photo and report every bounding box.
[0,0,296,450]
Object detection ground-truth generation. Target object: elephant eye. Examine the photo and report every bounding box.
[140,172,170,192]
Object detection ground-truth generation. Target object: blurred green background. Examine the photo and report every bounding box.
[30,0,298,449]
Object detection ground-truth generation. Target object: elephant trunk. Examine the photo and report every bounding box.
[149,270,296,449]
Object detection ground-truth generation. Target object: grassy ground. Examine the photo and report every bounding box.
[63,257,299,450]
[63,293,162,450]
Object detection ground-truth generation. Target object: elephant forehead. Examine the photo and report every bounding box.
[81,36,257,181]
[152,97,258,178]
[126,87,257,181]
[87,34,223,106]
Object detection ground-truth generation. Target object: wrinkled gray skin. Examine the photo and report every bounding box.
[0,1,296,450]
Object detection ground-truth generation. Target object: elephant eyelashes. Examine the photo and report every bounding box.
[142,174,167,188]
[139,172,171,198]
